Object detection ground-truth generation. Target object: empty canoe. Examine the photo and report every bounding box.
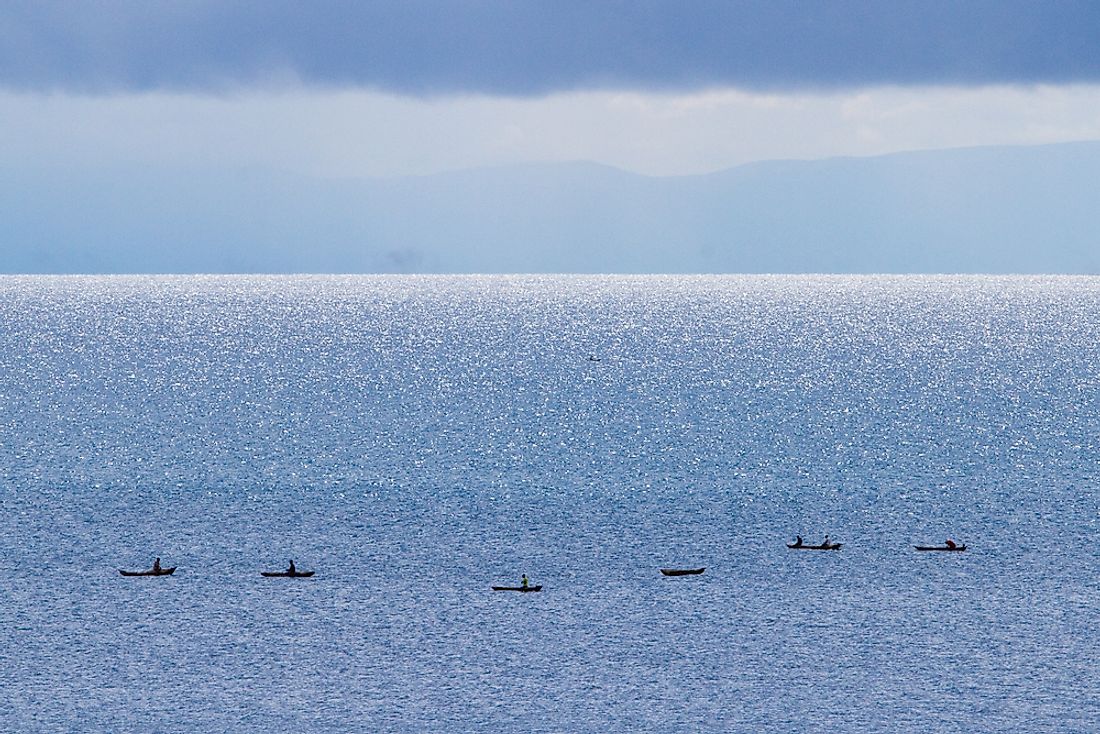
[660,568,705,576]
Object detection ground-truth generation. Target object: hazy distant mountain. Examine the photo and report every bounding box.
[3,142,1099,274]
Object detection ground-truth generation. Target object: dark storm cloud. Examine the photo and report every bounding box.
[3,1,1100,95]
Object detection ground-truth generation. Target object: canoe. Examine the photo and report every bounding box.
[787,543,842,550]
[492,585,542,592]
[261,570,315,577]
[914,545,966,552]
[660,568,705,576]
[119,567,176,576]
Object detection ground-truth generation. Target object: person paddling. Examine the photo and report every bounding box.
[793,535,803,548]
[287,559,296,575]
[152,557,162,573]
[521,574,529,589]
[945,539,957,549]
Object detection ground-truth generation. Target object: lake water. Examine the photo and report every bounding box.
[0,275,1097,733]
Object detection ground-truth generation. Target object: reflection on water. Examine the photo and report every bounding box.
[0,275,1097,732]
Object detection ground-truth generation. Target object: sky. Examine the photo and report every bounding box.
[4,1,1100,178]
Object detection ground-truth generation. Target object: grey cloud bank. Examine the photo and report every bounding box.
[4,142,1098,274]
[3,1,1100,94]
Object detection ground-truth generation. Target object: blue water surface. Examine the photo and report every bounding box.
[0,275,1097,733]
